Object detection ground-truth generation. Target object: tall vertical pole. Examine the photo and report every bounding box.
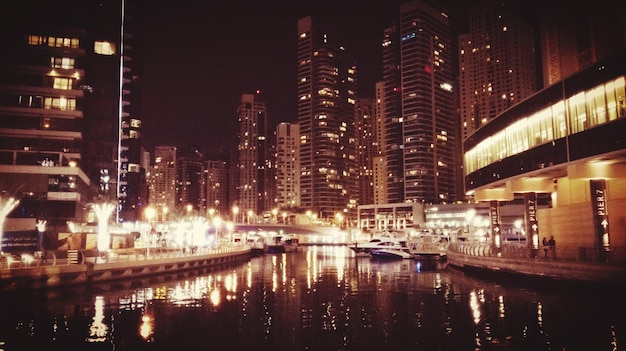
[0,197,19,252]
[524,192,539,258]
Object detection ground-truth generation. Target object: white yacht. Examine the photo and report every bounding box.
[370,248,413,259]
[349,236,409,257]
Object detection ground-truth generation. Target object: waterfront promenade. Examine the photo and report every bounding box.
[3,235,626,292]
[447,241,626,286]
[0,245,252,291]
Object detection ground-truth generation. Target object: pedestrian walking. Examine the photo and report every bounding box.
[548,236,556,259]
[542,237,549,258]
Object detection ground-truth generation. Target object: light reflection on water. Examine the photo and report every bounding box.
[0,245,623,351]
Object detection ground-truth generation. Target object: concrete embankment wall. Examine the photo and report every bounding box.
[446,249,626,286]
[0,246,252,291]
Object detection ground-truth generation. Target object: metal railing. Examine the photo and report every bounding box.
[449,242,626,266]
[408,241,449,255]
[0,244,250,270]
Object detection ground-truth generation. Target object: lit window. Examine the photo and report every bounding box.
[28,35,45,45]
[130,119,142,128]
[51,57,75,69]
[44,97,76,110]
[94,41,116,55]
[53,77,72,90]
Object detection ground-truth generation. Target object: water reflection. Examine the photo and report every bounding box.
[0,246,623,350]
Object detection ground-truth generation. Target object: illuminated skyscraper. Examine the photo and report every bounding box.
[538,4,625,87]
[355,97,376,206]
[177,145,203,212]
[380,0,458,204]
[0,0,144,236]
[297,16,358,221]
[236,92,272,216]
[149,146,177,220]
[204,159,229,215]
[458,0,537,141]
[275,122,300,209]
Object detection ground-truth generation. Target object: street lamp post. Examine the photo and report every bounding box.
[145,206,156,222]
[0,197,19,253]
[94,203,116,255]
[145,206,156,246]
[225,221,234,246]
[213,216,222,245]
[162,206,168,222]
[232,205,239,223]
[35,219,47,251]
[35,219,47,261]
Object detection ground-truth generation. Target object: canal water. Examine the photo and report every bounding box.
[0,245,623,351]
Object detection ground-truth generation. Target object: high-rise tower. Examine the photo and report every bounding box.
[355,98,376,206]
[275,122,300,209]
[149,146,177,220]
[176,145,203,212]
[297,16,358,221]
[458,0,537,141]
[204,159,229,215]
[538,4,625,87]
[380,0,458,204]
[236,92,271,217]
[0,0,143,235]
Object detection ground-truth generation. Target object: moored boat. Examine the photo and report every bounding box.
[281,234,300,252]
[263,234,286,254]
[370,248,413,260]
[246,234,266,253]
[349,232,409,257]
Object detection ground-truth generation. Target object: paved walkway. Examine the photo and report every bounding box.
[447,242,626,286]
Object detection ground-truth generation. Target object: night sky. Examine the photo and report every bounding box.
[138,0,471,159]
[138,0,623,159]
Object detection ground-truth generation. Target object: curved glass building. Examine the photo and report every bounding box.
[463,49,626,256]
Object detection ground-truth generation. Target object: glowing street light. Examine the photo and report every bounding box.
[335,212,344,226]
[145,206,156,223]
[36,219,47,252]
[225,221,234,244]
[94,203,116,252]
[213,216,222,236]
[0,196,19,252]
[232,205,239,223]
[514,219,524,242]
[162,206,169,222]
[67,221,77,233]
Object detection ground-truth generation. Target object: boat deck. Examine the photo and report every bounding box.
[408,240,448,257]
